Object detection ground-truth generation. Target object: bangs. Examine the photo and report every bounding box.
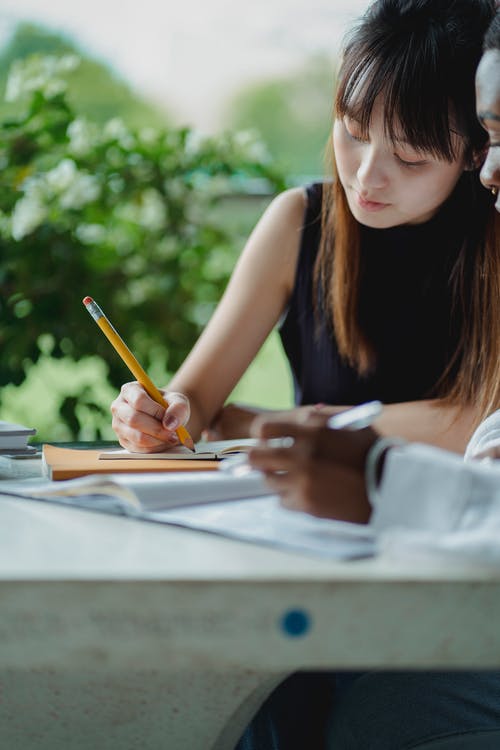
[334,34,463,162]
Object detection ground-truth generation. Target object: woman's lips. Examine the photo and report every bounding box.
[355,192,390,211]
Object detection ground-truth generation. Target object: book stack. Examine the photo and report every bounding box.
[0,421,37,456]
[41,439,258,480]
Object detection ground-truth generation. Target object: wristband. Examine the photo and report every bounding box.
[365,437,406,506]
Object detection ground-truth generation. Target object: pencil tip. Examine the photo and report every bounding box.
[185,437,196,452]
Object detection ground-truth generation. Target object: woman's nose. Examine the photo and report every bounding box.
[356,147,389,192]
[480,150,500,195]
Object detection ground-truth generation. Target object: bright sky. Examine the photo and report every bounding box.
[0,0,370,129]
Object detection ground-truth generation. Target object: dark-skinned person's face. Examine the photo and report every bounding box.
[476,48,500,212]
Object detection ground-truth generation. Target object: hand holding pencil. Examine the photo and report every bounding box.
[83,297,195,452]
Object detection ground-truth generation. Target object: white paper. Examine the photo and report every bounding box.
[0,469,271,512]
[149,496,375,560]
[1,474,375,560]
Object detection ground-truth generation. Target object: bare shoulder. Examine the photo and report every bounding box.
[233,186,309,296]
[245,186,307,263]
[262,186,307,231]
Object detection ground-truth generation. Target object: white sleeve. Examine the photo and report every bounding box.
[370,442,500,534]
[464,409,500,460]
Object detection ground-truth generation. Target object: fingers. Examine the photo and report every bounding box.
[110,382,190,453]
[250,414,327,441]
[245,412,376,523]
[251,413,379,469]
[116,382,166,421]
[249,419,324,472]
[161,391,190,433]
[248,444,299,474]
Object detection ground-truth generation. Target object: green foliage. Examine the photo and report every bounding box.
[0,352,118,442]
[0,23,168,128]
[0,53,286,438]
[226,54,336,177]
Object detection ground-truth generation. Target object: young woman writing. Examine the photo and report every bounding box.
[111,0,499,456]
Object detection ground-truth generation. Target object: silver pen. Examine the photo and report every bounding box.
[326,400,382,430]
[220,400,383,476]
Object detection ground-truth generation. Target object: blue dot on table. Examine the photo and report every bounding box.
[280,608,311,637]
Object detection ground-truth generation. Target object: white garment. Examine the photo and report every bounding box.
[369,410,500,565]
[464,409,500,460]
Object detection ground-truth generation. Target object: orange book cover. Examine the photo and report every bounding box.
[42,444,220,481]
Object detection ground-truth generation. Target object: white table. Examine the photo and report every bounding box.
[2,454,500,750]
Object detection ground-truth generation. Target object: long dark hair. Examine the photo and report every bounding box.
[315,0,500,421]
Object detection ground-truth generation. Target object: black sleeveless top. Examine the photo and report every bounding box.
[279,182,467,406]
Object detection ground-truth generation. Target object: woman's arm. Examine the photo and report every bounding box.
[203,398,479,449]
[111,187,306,451]
[372,400,478,454]
[311,399,477,454]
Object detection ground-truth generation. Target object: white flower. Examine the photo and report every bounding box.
[5,65,24,102]
[75,223,106,245]
[114,189,166,231]
[67,118,95,157]
[45,159,77,192]
[184,129,206,155]
[5,54,80,103]
[59,173,100,210]
[57,55,80,73]
[139,127,158,145]
[44,159,101,209]
[104,118,128,140]
[16,176,44,210]
[138,188,166,231]
[104,118,135,149]
[11,195,47,240]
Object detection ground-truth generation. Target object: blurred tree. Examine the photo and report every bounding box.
[225,54,336,178]
[0,22,168,128]
[0,53,286,439]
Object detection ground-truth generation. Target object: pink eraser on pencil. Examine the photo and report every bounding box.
[82,296,93,305]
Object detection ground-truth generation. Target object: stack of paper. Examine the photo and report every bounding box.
[0,421,37,456]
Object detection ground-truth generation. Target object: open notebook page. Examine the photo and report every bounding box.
[99,438,258,460]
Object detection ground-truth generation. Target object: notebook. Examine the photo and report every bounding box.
[98,439,258,461]
[0,420,37,455]
[42,444,220,480]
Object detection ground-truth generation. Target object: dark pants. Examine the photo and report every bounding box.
[235,670,500,750]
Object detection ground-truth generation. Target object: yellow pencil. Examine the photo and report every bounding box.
[82,296,195,452]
